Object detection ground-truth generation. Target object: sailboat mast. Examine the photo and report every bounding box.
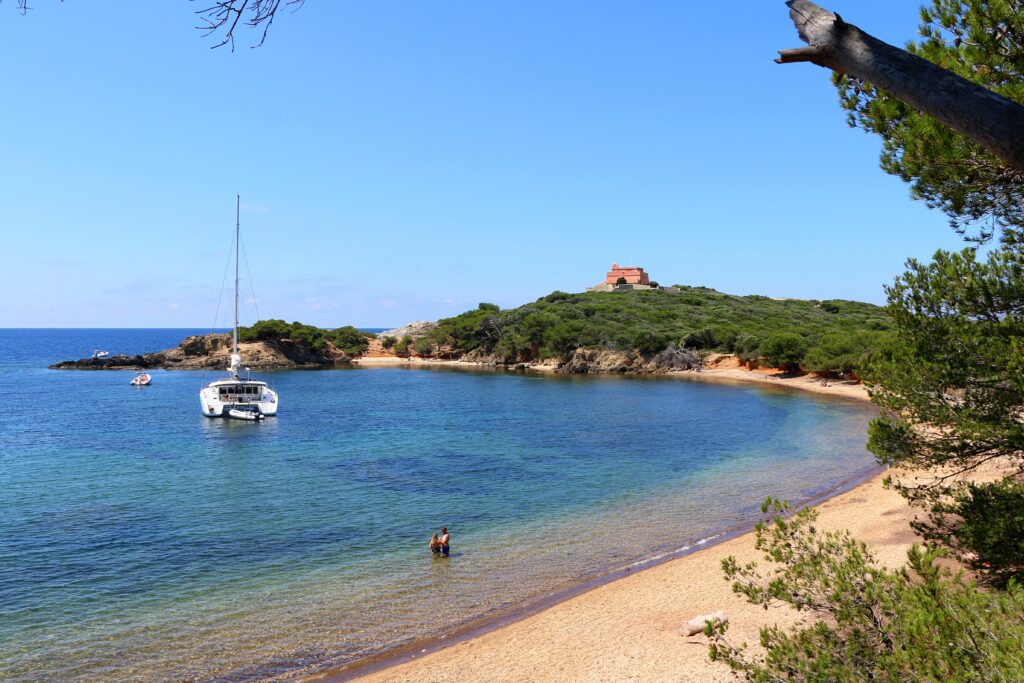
[233,194,240,358]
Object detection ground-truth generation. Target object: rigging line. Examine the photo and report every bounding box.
[211,230,236,335]
[239,231,262,323]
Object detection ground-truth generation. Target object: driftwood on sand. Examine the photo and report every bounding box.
[680,610,728,637]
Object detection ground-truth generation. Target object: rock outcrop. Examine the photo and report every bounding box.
[377,321,437,340]
[558,346,703,374]
[51,333,353,370]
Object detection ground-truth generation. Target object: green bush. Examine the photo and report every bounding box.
[634,330,669,355]
[330,325,369,356]
[681,328,717,350]
[381,336,397,350]
[760,333,808,370]
[800,331,881,377]
[394,335,412,357]
[708,499,1024,680]
[914,478,1024,588]
[412,337,434,356]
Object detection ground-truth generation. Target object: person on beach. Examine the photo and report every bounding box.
[439,527,450,557]
[429,533,442,556]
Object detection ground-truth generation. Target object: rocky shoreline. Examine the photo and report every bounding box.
[51,332,704,374]
[50,333,354,371]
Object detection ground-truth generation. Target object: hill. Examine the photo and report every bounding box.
[400,286,892,377]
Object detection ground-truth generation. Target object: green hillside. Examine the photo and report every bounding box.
[409,287,892,376]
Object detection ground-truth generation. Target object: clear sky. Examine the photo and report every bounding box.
[0,1,969,328]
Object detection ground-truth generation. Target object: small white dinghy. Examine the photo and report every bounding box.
[93,350,110,358]
[130,373,152,386]
[227,407,264,421]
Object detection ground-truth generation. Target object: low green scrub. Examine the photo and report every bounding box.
[414,288,891,372]
[708,499,1024,680]
[238,319,371,355]
[914,478,1024,588]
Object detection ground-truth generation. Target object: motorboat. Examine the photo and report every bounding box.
[130,373,151,386]
[227,406,264,421]
[199,195,279,419]
[93,350,110,358]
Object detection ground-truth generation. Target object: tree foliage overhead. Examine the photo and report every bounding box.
[864,246,1024,501]
[834,0,1024,242]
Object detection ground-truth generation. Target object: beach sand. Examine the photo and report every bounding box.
[321,357,892,682]
[682,366,870,402]
[328,469,916,683]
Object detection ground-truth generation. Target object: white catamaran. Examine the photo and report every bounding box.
[199,196,279,420]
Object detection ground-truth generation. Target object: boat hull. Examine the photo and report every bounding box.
[200,385,279,417]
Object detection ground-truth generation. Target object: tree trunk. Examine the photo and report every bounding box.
[778,0,1024,171]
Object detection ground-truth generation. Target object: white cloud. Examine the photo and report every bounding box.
[240,201,269,214]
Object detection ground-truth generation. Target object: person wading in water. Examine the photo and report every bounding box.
[438,527,450,557]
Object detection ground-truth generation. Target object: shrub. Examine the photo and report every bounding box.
[330,325,370,355]
[733,333,761,361]
[634,330,670,355]
[381,336,396,350]
[681,328,717,350]
[543,291,572,303]
[478,302,500,312]
[760,333,808,370]
[394,335,412,356]
[914,478,1024,588]
[708,499,1024,680]
[800,331,879,377]
[412,337,434,356]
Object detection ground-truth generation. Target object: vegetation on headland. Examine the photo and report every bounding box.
[708,2,1024,679]
[410,289,891,376]
[238,319,372,356]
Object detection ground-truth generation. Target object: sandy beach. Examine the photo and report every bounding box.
[311,362,904,683]
[323,468,914,683]
[351,354,873,404]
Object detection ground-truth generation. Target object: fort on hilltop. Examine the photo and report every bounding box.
[588,263,673,292]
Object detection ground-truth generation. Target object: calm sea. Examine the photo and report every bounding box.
[0,329,880,681]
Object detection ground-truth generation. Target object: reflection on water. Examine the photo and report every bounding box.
[0,330,880,681]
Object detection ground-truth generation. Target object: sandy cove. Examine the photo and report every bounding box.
[316,362,892,682]
[320,470,914,683]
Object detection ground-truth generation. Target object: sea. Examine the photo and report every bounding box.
[0,329,882,681]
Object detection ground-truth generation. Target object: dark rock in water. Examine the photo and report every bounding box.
[50,354,165,370]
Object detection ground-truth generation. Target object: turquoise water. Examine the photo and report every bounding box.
[0,330,880,681]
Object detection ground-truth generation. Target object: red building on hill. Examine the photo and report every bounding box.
[604,263,650,285]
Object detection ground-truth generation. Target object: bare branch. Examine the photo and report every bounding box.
[193,0,304,51]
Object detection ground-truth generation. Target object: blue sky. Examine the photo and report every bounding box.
[0,1,969,328]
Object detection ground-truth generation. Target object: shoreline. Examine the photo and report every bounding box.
[301,366,885,682]
[309,463,890,682]
[351,356,872,403]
